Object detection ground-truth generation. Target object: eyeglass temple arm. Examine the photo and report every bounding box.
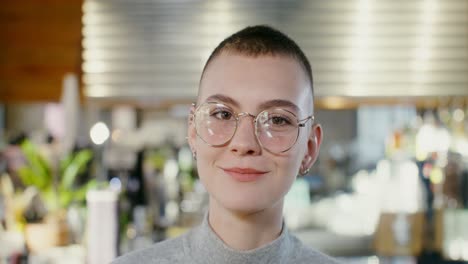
[298,115,314,127]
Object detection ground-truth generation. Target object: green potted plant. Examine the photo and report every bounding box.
[17,140,97,252]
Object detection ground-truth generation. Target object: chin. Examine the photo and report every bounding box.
[213,192,280,216]
[223,203,267,215]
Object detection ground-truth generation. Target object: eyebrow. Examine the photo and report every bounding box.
[258,99,300,114]
[204,94,240,108]
[204,94,300,114]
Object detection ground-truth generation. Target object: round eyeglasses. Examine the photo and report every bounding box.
[192,102,314,154]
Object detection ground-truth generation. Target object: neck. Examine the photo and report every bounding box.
[207,198,284,251]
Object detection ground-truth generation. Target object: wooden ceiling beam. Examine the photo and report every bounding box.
[0,0,83,103]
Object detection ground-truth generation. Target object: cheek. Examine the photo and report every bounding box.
[277,142,307,172]
[195,155,214,192]
[194,140,219,178]
[269,157,301,202]
[271,153,303,191]
[276,156,301,179]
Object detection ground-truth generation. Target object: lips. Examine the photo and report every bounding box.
[222,167,268,182]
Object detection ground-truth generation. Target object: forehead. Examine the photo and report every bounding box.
[198,53,312,113]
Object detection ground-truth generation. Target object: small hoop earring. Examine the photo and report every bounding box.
[300,167,310,176]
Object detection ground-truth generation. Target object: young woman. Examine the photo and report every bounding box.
[114,25,339,264]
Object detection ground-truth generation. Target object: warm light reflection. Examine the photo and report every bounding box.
[429,167,444,185]
[111,129,122,142]
[320,97,349,109]
[163,159,179,181]
[453,108,464,122]
[90,122,110,145]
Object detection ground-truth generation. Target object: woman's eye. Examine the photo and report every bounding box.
[212,110,233,120]
[270,116,291,126]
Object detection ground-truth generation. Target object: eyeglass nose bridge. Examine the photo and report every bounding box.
[230,112,263,149]
[236,112,257,121]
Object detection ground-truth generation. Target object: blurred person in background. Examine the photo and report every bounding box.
[114,25,339,264]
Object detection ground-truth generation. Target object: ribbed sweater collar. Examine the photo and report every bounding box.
[184,214,293,264]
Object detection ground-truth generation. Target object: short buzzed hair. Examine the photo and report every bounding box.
[200,25,314,95]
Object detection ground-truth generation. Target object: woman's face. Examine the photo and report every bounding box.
[189,53,321,214]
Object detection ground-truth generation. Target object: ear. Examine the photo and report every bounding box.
[301,123,323,172]
[187,104,197,152]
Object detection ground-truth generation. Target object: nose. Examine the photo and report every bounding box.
[229,113,262,156]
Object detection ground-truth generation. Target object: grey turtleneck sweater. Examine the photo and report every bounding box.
[112,215,340,264]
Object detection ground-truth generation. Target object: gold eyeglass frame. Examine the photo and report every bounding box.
[191,102,314,153]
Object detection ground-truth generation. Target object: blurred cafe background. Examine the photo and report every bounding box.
[1,0,468,263]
